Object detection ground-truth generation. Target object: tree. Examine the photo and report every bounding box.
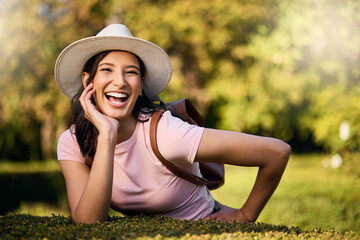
[0,0,112,160]
[242,0,360,153]
[2,0,359,161]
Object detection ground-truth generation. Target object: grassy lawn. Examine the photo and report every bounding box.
[2,214,358,240]
[211,154,360,233]
[1,154,359,236]
[0,160,61,173]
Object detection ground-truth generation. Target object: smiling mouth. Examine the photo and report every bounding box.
[105,92,129,104]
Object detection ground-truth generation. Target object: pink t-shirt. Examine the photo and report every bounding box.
[57,111,215,220]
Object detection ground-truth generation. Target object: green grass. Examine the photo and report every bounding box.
[211,154,360,233]
[1,214,358,239]
[0,159,60,173]
[1,154,359,238]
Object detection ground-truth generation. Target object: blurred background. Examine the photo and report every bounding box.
[0,0,359,233]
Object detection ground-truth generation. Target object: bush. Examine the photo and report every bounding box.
[0,171,66,214]
[1,214,358,239]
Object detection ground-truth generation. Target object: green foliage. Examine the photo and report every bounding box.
[116,0,278,108]
[0,0,111,160]
[1,214,357,239]
[239,0,360,154]
[0,0,280,160]
[1,0,360,162]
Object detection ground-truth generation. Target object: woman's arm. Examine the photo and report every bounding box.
[60,131,116,224]
[195,128,291,222]
[60,82,119,224]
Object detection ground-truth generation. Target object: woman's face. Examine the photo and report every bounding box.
[84,51,143,121]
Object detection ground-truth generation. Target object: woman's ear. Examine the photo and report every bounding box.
[82,72,90,88]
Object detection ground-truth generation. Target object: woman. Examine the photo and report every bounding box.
[55,24,291,224]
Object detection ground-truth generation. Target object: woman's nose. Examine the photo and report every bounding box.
[112,73,127,87]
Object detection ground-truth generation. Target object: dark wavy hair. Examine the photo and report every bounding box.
[70,50,163,167]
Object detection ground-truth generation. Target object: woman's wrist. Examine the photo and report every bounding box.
[239,208,251,222]
[98,129,117,145]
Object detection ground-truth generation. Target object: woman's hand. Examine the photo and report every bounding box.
[204,203,252,223]
[79,82,119,136]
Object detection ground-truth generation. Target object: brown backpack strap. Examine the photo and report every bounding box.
[150,110,208,186]
[165,99,205,127]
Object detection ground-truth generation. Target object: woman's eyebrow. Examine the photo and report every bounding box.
[125,65,140,71]
[98,63,115,67]
[98,63,140,71]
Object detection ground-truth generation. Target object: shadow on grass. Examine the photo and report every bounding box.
[0,171,66,214]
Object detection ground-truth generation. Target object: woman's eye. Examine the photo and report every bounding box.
[125,71,139,75]
[100,68,112,72]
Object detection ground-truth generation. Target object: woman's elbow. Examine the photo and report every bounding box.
[72,215,85,225]
[275,140,291,168]
[72,211,107,225]
[73,217,106,225]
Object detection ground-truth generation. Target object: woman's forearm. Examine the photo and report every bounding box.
[240,145,290,221]
[72,133,116,224]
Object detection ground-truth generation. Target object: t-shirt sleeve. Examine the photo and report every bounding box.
[156,111,205,166]
[57,128,85,164]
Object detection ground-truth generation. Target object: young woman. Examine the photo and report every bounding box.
[55,24,291,224]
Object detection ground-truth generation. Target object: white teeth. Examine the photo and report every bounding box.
[106,92,128,98]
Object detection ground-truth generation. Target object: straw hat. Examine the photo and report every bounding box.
[54,24,172,99]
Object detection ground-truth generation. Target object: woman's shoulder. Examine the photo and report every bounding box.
[57,126,84,162]
[57,126,80,154]
[58,126,77,144]
[151,110,205,165]
[157,110,204,132]
[144,110,186,132]
[157,110,189,126]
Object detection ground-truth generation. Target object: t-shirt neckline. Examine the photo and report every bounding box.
[115,121,140,152]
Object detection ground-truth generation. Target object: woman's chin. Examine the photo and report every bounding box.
[102,108,134,122]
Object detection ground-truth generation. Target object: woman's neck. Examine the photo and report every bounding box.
[116,115,137,144]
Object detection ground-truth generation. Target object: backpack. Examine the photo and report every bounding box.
[149,98,225,190]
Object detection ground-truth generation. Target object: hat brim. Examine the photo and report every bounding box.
[55,36,172,99]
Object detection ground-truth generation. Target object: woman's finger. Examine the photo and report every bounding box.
[79,83,99,121]
[79,83,92,110]
[85,85,95,102]
[81,83,94,103]
[204,212,220,220]
[78,82,119,133]
[204,207,249,223]
[81,84,96,109]
[80,82,92,98]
